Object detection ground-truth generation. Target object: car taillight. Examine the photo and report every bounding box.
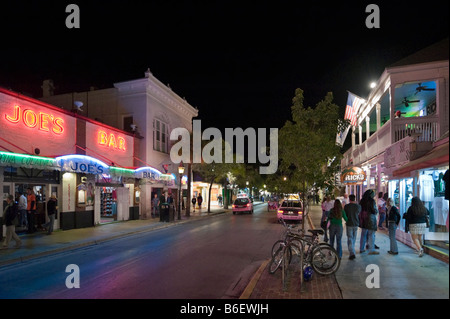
[232,205,235,208]
[247,204,250,207]
[278,210,283,214]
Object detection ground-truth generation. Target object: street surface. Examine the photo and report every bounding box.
[0,204,282,299]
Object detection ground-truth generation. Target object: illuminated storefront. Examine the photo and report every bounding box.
[0,88,142,231]
[392,137,449,246]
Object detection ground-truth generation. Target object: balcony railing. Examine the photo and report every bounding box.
[392,115,439,143]
[342,115,440,168]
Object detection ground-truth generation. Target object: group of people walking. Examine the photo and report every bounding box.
[1,188,58,250]
[321,189,430,259]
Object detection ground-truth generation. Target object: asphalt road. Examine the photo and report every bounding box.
[0,203,285,299]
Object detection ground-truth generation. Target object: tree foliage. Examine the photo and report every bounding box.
[278,88,343,197]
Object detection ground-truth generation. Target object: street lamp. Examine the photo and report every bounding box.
[178,162,185,220]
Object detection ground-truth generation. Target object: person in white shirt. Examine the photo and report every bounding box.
[321,196,335,242]
[341,193,349,207]
[18,192,28,228]
[377,192,387,230]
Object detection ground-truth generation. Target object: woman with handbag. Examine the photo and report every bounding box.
[404,196,430,257]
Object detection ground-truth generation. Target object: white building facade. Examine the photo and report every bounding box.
[340,41,449,249]
[40,69,199,218]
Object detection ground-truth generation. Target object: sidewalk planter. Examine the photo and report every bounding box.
[60,211,94,230]
[129,206,140,220]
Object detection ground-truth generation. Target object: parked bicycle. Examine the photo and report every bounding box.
[268,226,304,289]
[269,219,340,276]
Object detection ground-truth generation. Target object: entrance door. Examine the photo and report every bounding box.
[116,187,130,221]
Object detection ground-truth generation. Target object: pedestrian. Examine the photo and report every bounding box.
[191,196,197,212]
[197,194,203,210]
[404,196,430,257]
[152,193,160,218]
[344,194,361,260]
[26,187,37,234]
[386,198,401,255]
[18,191,28,228]
[1,195,22,249]
[327,199,348,259]
[341,193,349,207]
[377,192,387,230]
[42,194,57,235]
[359,189,379,255]
[321,195,334,243]
[218,194,223,207]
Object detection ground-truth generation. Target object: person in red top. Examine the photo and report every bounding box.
[26,187,37,233]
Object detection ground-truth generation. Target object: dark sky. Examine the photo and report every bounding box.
[0,1,449,132]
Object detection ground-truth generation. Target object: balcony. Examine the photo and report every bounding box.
[342,115,440,168]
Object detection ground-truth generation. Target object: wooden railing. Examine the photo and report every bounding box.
[342,115,440,167]
[392,115,439,143]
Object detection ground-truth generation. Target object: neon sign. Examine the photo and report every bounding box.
[98,130,126,151]
[4,105,64,135]
[56,155,109,174]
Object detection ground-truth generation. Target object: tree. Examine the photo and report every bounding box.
[278,88,343,202]
[192,139,245,213]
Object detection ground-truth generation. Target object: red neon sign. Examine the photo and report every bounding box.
[4,105,64,135]
[98,130,126,151]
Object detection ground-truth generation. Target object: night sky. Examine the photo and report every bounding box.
[0,1,449,133]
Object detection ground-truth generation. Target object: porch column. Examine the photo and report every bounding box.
[376,103,381,130]
[389,84,396,144]
[366,116,370,140]
[358,124,363,145]
[351,126,356,149]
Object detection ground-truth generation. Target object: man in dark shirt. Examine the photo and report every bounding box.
[344,194,361,260]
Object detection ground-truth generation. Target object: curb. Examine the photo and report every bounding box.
[0,209,230,267]
[239,259,270,299]
[238,207,314,299]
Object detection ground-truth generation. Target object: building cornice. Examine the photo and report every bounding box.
[114,72,199,121]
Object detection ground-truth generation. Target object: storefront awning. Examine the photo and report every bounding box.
[393,140,449,177]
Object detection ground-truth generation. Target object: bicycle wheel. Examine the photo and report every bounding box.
[310,243,340,276]
[268,243,286,274]
[271,240,292,262]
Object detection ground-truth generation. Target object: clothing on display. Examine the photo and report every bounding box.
[418,173,435,202]
[433,197,449,226]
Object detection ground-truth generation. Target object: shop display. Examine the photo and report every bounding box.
[100,187,115,217]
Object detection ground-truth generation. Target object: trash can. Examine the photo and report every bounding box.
[168,204,175,222]
[160,203,169,222]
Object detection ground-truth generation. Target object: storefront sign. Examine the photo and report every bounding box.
[135,167,162,182]
[56,155,109,174]
[98,130,126,151]
[340,166,367,185]
[4,104,64,135]
[384,136,411,169]
[0,151,57,169]
[85,122,133,168]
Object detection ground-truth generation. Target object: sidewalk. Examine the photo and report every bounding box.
[0,206,230,267]
[240,204,449,299]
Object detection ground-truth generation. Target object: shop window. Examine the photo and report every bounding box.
[389,178,413,232]
[418,168,449,233]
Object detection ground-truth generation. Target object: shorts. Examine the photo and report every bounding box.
[409,223,427,235]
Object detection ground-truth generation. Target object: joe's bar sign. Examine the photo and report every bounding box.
[4,105,65,135]
[340,166,367,185]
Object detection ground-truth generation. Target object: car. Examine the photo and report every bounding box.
[277,199,303,222]
[232,197,253,214]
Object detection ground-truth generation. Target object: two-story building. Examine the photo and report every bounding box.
[40,69,199,218]
[340,39,449,250]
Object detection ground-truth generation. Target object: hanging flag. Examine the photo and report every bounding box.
[335,124,351,147]
[344,91,365,127]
